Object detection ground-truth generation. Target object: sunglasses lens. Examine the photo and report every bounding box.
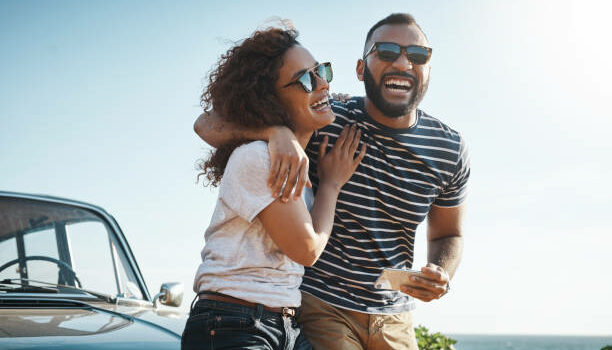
[405,46,430,65]
[317,63,333,83]
[376,43,401,62]
[292,63,333,93]
[297,72,313,92]
[373,43,431,65]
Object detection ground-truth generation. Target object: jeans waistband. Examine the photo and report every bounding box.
[191,291,297,318]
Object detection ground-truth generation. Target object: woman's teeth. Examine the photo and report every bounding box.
[310,96,329,110]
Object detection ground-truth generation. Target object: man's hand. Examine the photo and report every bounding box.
[267,127,312,202]
[400,263,450,302]
[193,111,312,200]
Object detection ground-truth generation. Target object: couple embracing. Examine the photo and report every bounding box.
[183,13,470,350]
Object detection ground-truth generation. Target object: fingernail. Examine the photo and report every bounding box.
[273,192,279,197]
[282,197,288,203]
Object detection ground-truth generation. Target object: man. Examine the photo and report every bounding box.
[194,13,470,350]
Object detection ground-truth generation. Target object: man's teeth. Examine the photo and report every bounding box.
[385,78,413,91]
[310,97,329,109]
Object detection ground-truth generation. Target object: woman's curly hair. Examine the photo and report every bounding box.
[198,27,300,187]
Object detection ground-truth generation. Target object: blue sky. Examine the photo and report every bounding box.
[1,0,611,335]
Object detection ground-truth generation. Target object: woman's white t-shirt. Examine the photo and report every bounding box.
[193,141,312,308]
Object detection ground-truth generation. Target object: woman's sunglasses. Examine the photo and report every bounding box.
[364,42,432,65]
[283,62,333,93]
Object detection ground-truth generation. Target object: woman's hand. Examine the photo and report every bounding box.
[259,124,366,267]
[317,124,366,192]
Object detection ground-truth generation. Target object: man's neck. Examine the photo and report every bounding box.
[364,97,418,129]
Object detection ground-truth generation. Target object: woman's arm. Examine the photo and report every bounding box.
[258,125,366,266]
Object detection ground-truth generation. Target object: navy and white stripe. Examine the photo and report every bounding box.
[301,97,470,314]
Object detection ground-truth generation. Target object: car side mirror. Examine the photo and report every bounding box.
[153,282,183,308]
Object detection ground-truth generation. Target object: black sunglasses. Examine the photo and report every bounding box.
[282,62,333,93]
[364,42,432,65]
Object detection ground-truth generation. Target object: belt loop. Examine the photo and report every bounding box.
[254,304,264,322]
[191,291,207,311]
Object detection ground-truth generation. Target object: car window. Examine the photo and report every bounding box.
[23,227,60,283]
[0,196,146,300]
[65,221,117,296]
[0,238,19,280]
[113,243,144,300]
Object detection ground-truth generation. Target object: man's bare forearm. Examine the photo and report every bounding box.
[194,110,310,201]
[427,235,464,279]
[193,111,273,147]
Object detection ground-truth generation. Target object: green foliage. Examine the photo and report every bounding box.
[600,346,612,350]
[415,325,457,350]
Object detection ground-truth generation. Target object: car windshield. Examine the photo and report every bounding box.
[0,196,145,300]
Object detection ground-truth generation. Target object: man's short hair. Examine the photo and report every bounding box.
[364,13,426,54]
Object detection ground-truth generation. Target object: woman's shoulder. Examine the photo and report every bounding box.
[232,140,269,159]
[220,141,273,201]
[227,141,270,171]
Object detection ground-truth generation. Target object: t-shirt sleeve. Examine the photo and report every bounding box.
[434,136,471,207]
[218,142,276,222]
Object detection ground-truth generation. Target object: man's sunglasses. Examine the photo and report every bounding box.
[364,42,432,65]
[282,62,333,93]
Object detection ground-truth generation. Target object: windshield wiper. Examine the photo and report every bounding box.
[1,278,116,303]
[0,282,59,294]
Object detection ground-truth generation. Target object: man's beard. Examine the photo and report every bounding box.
[363,62,429,118]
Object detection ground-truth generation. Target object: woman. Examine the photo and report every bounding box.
[182,26,366,350]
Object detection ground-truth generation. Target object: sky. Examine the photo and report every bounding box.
[1,0,611,336]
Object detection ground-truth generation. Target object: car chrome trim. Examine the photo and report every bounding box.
[116,296,154,308]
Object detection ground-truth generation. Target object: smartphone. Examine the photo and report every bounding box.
[374,268,422,291]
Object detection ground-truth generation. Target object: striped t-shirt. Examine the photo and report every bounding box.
[301,97,470,314]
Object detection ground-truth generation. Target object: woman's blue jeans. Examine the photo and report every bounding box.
[181,297,312,350]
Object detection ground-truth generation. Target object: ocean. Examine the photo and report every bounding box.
[451,334,612,350]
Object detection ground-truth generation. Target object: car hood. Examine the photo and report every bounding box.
[0,297,186,350]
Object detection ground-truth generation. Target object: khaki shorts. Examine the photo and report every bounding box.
[298,292,418,350]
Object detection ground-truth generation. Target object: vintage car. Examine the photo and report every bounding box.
[0,191,186,349]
